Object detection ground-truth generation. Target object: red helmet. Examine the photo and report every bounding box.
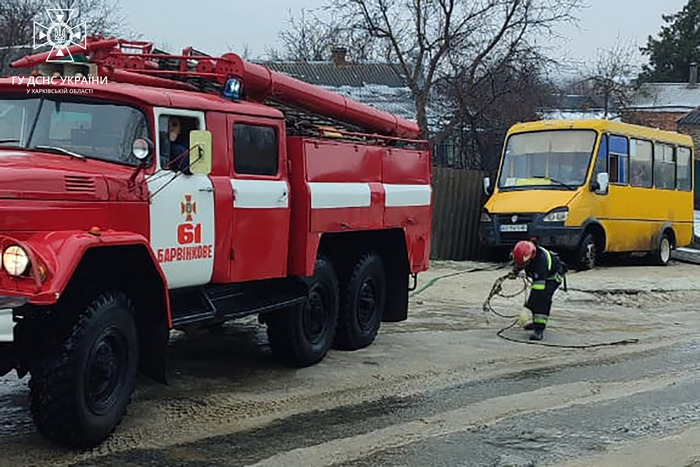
[512,240,537,267]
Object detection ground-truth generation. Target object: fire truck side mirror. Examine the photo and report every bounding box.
[189,130,212,175]
[132,137,153,162]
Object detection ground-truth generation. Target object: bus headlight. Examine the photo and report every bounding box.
[3,245,30,276]
[480,210,492,222]
[543,208,568,223]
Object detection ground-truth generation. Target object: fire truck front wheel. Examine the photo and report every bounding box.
[29,291,139,448]
[335,252,386,350]
[266,256,339,367]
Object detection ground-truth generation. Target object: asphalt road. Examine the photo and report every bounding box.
[73,340,700,466]
[1,261,700,466]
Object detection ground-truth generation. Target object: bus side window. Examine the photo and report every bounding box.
[608,135,628,185]
[654,143,675,190]
[677,146,692,191]
[630,138,653,188]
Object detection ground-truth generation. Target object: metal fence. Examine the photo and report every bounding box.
[431,167,487,260]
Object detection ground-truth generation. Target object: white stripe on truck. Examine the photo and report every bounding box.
[383,184,432,207]
[309,182,372,209]
[231,179,290,209]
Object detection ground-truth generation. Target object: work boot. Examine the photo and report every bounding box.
[523,322,536,331]
[529,329,544,341]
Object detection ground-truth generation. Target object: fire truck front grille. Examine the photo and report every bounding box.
[64,175,96,193]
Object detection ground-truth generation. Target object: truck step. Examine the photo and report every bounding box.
[170,278,308,327]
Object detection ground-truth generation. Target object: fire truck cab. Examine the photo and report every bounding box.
[0,39,432,448]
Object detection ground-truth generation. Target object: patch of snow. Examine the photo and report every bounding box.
[321,84,418,122]
[539,110,621,121]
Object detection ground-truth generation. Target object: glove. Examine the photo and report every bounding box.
[507,269,518,280]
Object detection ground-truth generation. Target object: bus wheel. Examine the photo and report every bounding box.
[651,232,673,266]
[576,233,597,270]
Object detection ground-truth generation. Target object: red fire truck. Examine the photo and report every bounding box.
[0,38,432,447]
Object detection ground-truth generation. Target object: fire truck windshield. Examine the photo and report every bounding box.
[0,95,149,166]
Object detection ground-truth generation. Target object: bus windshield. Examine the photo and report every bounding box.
[0,95,149,166]
[498,130,597,190]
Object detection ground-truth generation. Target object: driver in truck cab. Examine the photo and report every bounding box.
[164,116,189,172]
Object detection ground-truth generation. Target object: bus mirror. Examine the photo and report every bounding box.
[483,176,493,195]
[592,172,609,194]
[189,130,212,175]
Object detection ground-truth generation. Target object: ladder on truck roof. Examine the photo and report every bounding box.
[10,37,425,145]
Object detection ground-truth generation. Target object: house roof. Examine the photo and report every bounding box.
[540,110,614,121]
[263,62,408,88]
[258,61,417,122]
[629,83,700,112]
[677,107,700,125]
[554,94,606,111]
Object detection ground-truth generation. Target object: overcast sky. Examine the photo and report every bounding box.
[118,0,687,70]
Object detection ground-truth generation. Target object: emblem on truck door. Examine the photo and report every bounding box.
[181,194,197,222]
[155,193,212,265]
[176,194,204,248]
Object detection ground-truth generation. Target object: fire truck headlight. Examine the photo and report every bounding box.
[3,245,30,276]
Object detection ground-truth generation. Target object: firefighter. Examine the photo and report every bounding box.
[509,240,565,341]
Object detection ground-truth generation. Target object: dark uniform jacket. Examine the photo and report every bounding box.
[521,246,565,318]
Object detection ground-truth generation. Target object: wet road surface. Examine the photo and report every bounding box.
[2,262,700,466]
[66,340,700,466]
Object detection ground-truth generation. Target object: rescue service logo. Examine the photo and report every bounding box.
[33,8,87,63]
[156,194,213,264]
[181,194,197,223]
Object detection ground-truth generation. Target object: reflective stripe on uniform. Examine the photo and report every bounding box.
[532,281,546,290]
[543,248,552,270]
[543,248,564,283]
[533,313,549,324]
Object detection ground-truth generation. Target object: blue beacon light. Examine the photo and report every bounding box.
[223,78,242,100]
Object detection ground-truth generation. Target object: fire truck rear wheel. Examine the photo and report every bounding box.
[266,256,339,367]
[29,291,139,448]
[335,252,386,350]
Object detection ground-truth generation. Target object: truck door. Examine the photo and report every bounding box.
[227,116,290,281]
[148,108,216,289]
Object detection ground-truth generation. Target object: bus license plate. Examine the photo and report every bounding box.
[499,224,528,232]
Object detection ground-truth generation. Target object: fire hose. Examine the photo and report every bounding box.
[483,273,639,348]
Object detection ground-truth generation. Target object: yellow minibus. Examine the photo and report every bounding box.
[479,120,694,269]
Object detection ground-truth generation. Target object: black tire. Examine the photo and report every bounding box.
[650,231,673,266]
[267,256,339,367]
[29,292,139,448]
[575,233,598,270]
[335,252,387,350]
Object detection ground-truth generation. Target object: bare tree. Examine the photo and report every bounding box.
[436,47,554,169]
[269,8,384,62]
[587,40,637,119]
[0,0,126,75]
[271,9,335,61]
[0,1,45,74]
[53,0,127,38]
[329,0,583,140]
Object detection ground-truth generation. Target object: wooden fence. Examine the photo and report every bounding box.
[430,167,487,260]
